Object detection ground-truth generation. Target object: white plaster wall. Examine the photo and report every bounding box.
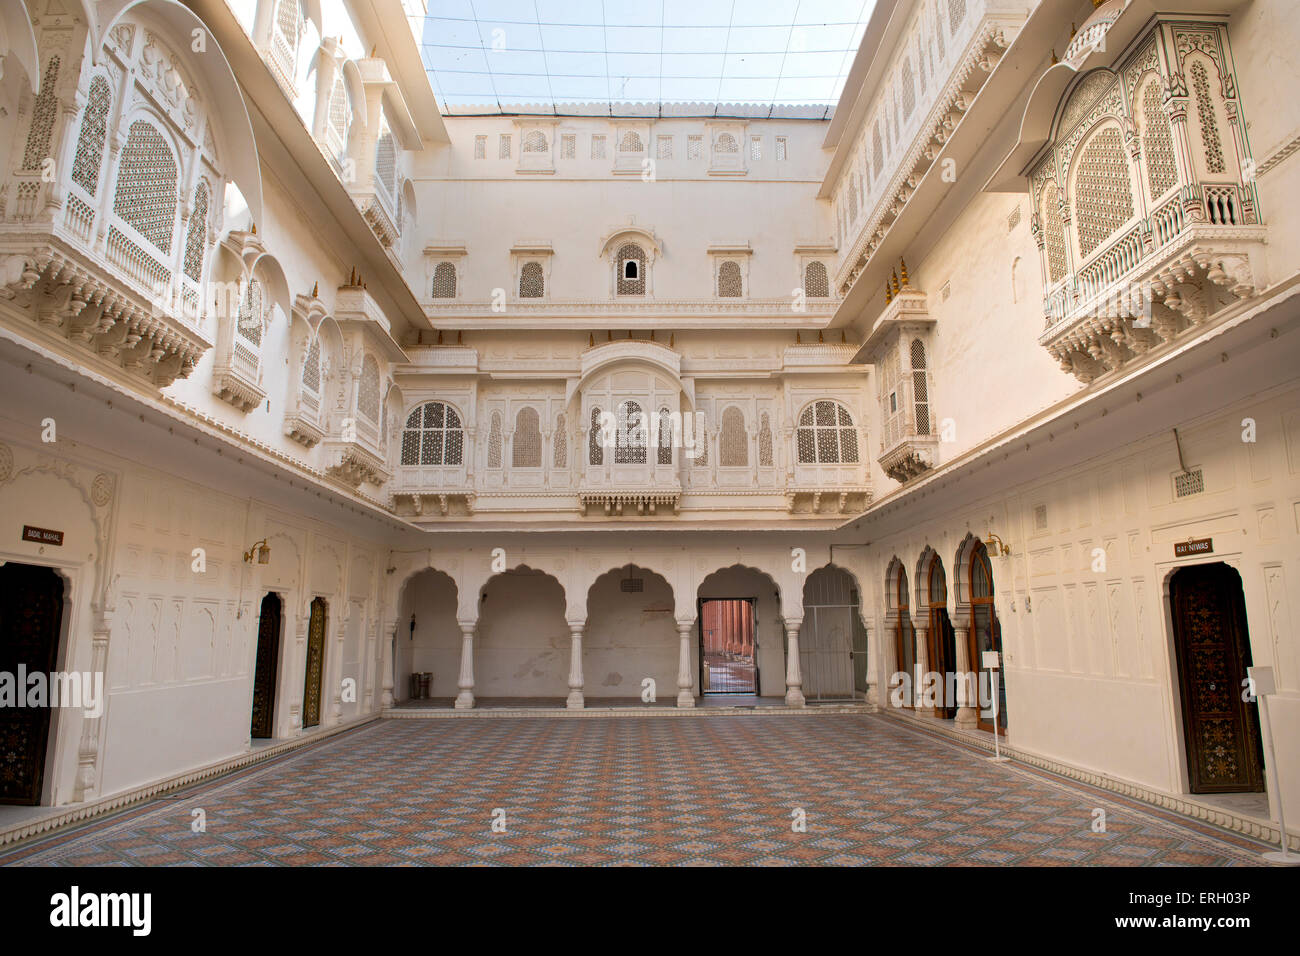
[475,569,570,698]
[584,569,678,698]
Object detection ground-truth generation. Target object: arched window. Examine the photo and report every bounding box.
[719,406,748,466]
[400,401,464,466]
[301,335,322,395]
[512,407,542,467]
[616,243,646,295]
[589,407,603,466]
[718,261,742,297]
[969,541,1006,733]
[716,133,738,153]
[796,400,859,464]
[910,339,931,436]
[1072,125,1134,259]
[948,0,966,34]
[519,261,544,298]
[1139,76,1178,200]
[236,278,265,351]
[615,400,646,464]
[327,74,349,159]
[553,413,568,468]
[758,412,774,466]
[803,261,829,298]
[619,130,642,152]
[182,181,210,283]
[357,355,381,423]
[432,262,457,298]
[523,130,548,153]
[23,57,60,171]
[114,120,179,254]
[1040,180,1067,284]
[487,411,503,469]
[72,76,111,195]
[271,0,304,82]
[657,407,673,465]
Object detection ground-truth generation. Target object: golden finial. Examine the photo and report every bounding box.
[370,44,377,58]
[841,329,847,344]
[899,258,909,287]
[437,329,444,344]
[589,332,595,347]
[607,330,612,341]
[885,280,893,304]
[1092,0,1106,8]
[457,330,463,344]
[891,269,900,295]
[796,330,802,344]
[669,333,675,347]
[817,329,824,343]
[250,222,257,235]
[1050,48,1058,65]
[1070,23,1077,40]
[311,281,318,297]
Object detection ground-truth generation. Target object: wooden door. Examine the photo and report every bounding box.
[0,564,64,805]
[1170,564,1264,793]
[250,593,281,739]
[302,597,327,728]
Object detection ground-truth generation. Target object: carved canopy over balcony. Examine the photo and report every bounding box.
[1015,8,1265,383]
[579,489,680,516]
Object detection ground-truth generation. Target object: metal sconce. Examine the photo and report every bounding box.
[243,539,271,564]
[985,533,1011,557]
[409,615,416,640]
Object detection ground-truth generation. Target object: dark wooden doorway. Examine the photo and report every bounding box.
[250,592,282,739]
[0,563,64,805]
[1170,563,1265,793]
[302,596,327,728]
[968,543,1007,735]
[926,558,957,719]
[893,567,914,709]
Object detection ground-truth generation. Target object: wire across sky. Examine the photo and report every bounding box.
[412,0,876,116]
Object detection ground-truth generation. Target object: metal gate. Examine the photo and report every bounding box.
[800,567,866,701]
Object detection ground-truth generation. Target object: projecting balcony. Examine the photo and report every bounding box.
[578,488,681,516]
[878,412,939,485]
[1040,185,1266,383]
[322,414,391,489]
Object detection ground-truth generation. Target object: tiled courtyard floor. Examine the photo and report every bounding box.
[0,714,1273,866]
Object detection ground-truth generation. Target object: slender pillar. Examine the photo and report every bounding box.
[455,622,475,709]
[566,621,585,709]
[676,620,696,707]
[913,620,930,713]
[784,620,805,707]
[380,618,396,709]
[953,624,978,727]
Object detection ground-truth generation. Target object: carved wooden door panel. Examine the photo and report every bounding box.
[1171,564,1264,793]
[0,563,64,805]
[250,593,281,739]
[302,597,326,729]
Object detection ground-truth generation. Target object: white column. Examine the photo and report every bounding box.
[914,621,931,714]
[676,620,695,707]
[455,621,475,709]
[954,624,978,727]
[567,621,585,709]
[784,620,805,707]
[380,618,395,709]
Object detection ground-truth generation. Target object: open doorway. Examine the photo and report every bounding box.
[698,598,757,695]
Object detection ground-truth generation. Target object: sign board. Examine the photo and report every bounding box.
[22,525,64,546]
[1174,537,1213,557]
[982,651,1000,670]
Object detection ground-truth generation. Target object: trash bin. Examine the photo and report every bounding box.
[408,673,422,700]
[419,672,432,700]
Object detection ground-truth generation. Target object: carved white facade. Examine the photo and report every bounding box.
[0,0,1298,856]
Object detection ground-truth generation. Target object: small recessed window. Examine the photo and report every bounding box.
[889,392,898,413]
[623,260,639,280]
[776,136,788,161]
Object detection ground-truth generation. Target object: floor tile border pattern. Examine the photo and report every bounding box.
[0,714,1267,867]
[0,716,381,849]
[879,710,1296,855]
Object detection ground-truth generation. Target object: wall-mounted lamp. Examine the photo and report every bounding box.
[409,615,416,640]
[243,539,271,564]
[985,533,1011,557]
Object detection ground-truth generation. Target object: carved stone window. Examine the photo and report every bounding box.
[776,137,787,161]
[716,133,738,154]
[589,406,604,466]
[1040,180,1067,283]
[900,57,915,120]
[657,136,673,159]
[23,57,60,171]
[616,243,646,295]
[114,120,179,254]
[1140,77,1178,199]
[719,407,748,466]
[804,261,829,298]
[375,128,396,197]
[182,181,209,283]
[401,401,464,466]
[328,75,349,158]
[910,339,932,435]
[499,134,511,159]
[796,400,859,464]
[519,261,545,298]
[615,400,647,464]
[431,262,457,298]
[474,135,486,159]
[72,76,111,194]
[1191,61,1225,175]
[718,260,743,297]
[688,135,703,159]
[512,407,542,467]
[948,0,966,34]
[554,413,568,467]
[523,130,548,153]
[357,355,381,423]
[487,411,503,468]
[758,413,774,466]
[1073,125,1134,259]
[657,408,673,465]
[561,133,576,159]
[272,0,304,83]
[237,278,265,349]
[619,130,643,153]
[302,335,322,394]
[592,134,606,159]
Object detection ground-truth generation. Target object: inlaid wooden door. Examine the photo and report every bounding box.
[250,593,281,739]
[302,597,327,728]
[0,563,64,805]
[1170,564,1264,793]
